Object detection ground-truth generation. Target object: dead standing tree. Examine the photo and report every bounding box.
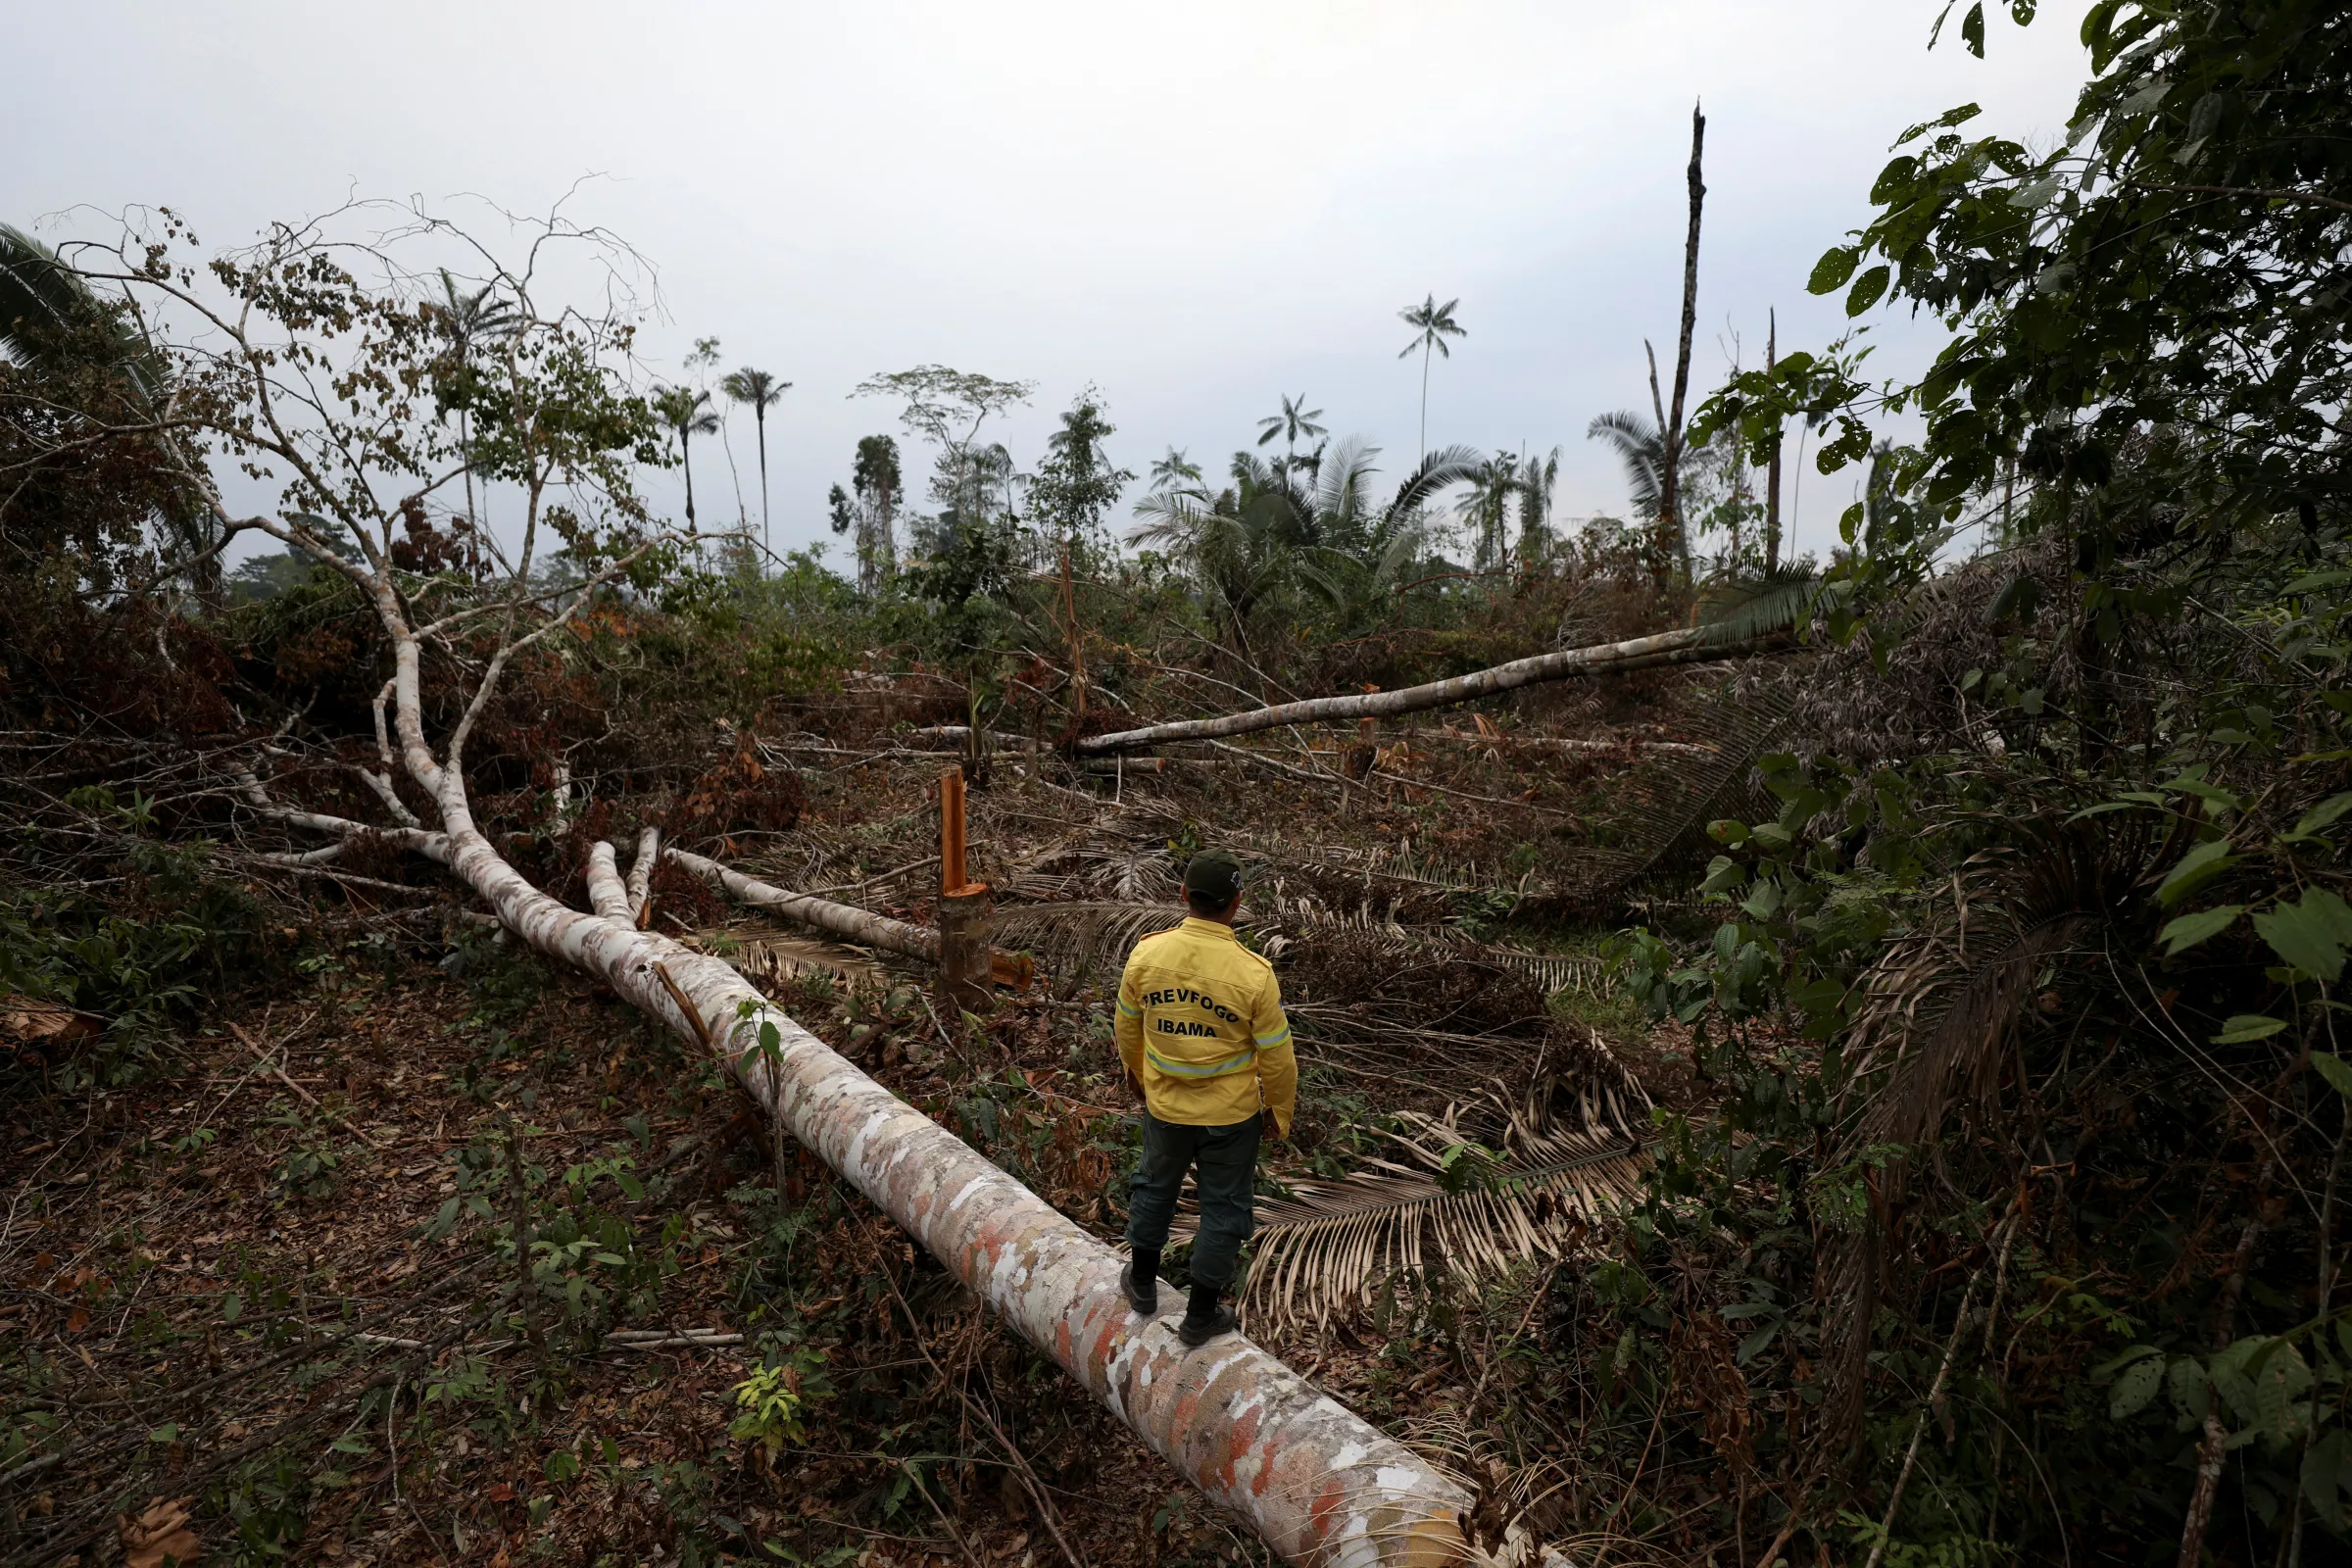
[60,206,1475,1566]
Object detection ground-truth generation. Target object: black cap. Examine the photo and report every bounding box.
[1183,848,1244,906]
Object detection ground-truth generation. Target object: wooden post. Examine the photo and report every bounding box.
[938,766,994,1009]
[940,765,967,895]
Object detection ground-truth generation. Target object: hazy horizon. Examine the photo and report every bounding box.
[6,1,2098,571]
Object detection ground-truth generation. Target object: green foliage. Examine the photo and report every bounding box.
[727,1333,833,1458]
[1,788,270,1086]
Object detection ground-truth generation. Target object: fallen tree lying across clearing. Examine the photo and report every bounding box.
[1073,625,1764,754]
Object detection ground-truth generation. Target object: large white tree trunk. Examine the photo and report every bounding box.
[665,847,944,963]
[1074,626,1752,754]
[468,831,1474,1565]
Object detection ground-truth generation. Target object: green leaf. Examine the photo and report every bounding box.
[2110,1354,2164,1419]
[2215,1014,2287,1044]
[1808,247,1859,296]
[2285,569,2352,595]
[149,1423,180,1444]
[1846,265,1892,318]
[1961,1,1986,55]
[1894,102,1984,147]
[2161,906,2243,956]
[2157,838,2237,907]
[221,1291,243,1324]
[2302,1427,2348,1526]
[2313,1053,2352,1101]
[2253,890,2352,982]
[2288,794,2352,842]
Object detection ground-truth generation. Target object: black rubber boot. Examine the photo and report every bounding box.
[1120,1251,1159,1315]
[1177,1282,1239,1348]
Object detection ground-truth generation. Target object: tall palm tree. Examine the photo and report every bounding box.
[719,367,790,554]
[425,269,522,568]
[1588,410,1699,580]
[1459,451,1521,571]
[1517,446,1562,566]
[655,386,721,529]
[1148,446,1202,493]
[1396,294,1466,464]
[1254,394,1326,482]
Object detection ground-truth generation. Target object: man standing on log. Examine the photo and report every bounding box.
[1114,848,1296,1346]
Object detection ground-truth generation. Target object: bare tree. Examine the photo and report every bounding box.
[1655,102,1707,590]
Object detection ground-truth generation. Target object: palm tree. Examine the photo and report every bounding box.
[1254,394,1326,481]
[3,223,221,593]
[1459,451,1521,571]
[1148,446,1202,493]
[1517,446,1562,566]
[425,269,522,568]
[1131,438,1480,643]
[1587,410,1667,512]
[719,367,791,554]
[1396,294,1466,464]
[655,386,721,529]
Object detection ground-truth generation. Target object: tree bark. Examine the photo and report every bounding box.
[1656,101,1707,591]
[1072,625,1757,755]
[1764,308,1783,574]
[586,841,632,922]
[668,847,944,962]
[625,826,660,924]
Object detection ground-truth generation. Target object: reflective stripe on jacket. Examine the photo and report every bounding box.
[1114,916,1296,1134]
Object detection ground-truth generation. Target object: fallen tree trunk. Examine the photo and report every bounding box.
[666,847,942,962]
[1074,626,1757,754]
[564,847,1480,1563]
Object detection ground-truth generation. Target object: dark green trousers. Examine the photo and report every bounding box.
[1125,1110,1261,1291]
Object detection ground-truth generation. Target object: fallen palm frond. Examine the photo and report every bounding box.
[988,900,1190,981]
[1811,813,2156,1454]
[694,926,890,993]
[1578,681,1795,907]
[1170,1054,1652,1334]
[1257,896,1610,1001]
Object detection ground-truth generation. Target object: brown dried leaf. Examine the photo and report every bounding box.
[120,1495,201,1568]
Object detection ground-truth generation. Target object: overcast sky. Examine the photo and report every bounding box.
[8,1,2096,569]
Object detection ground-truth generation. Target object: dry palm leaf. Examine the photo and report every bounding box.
[1580,682,1795,908]
[1169,1052,1651,1334]
[690,926,889,993]
[1811,814,2155,1452]
[1236,831,1552,903]
[1255,895,1608,1002]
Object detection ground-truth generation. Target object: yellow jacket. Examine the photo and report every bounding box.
[1115,917,1296,1135]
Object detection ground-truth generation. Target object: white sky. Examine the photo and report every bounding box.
[7,1,2095,570]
